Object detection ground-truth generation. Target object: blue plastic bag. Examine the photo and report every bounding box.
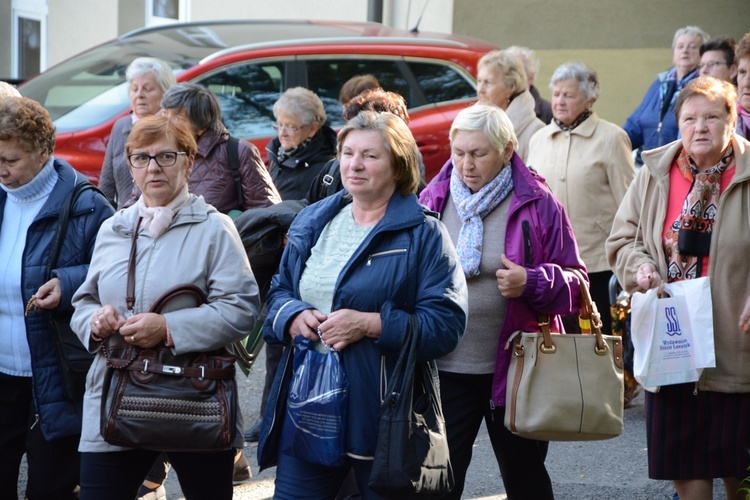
[281,336,348,466]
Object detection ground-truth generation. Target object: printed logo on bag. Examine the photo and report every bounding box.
[665,306,682,336]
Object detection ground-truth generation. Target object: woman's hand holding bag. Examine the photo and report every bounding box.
[630,276,715,390]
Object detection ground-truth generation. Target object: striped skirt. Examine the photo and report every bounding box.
[645,383,750,479]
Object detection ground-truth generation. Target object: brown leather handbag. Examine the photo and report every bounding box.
[100,218,237,451]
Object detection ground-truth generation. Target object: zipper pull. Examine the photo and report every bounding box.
[693,382,698,396]
[489,399,496,422]
[30,414,40,430]
[366,255,372,266]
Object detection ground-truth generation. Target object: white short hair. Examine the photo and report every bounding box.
[450,104,518,152]
[504,45,540,80]
[672,26,710,47]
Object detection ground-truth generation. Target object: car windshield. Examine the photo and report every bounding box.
[19,44,185,133]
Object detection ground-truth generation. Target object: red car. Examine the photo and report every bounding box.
[19,20,498,183]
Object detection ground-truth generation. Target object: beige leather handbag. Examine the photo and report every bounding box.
[504,268,625,441]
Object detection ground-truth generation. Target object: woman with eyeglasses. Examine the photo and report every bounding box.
[267,87,337,200]
[70,115,261,500]
[698,36,737,85]
[624,26,710,164]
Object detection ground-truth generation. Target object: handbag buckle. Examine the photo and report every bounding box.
[162,366,183,375]
[141,359,150,374]
[539,342,556,354]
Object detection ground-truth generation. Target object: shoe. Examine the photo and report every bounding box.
[233,450,252,484]
[136,483,166,500]
[244,417,263,442]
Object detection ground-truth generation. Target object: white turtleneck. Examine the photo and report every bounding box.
[0,157,58,376]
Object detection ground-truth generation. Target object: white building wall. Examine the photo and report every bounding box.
[47,0,119,67]
[39,0,456,68]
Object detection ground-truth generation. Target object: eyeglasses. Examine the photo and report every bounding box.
[698,61,729,70]
[127,151,187,169]
[272,123,308,133]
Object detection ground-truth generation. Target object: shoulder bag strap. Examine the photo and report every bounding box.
[125,218,142,314]
[226,136,244,208]
[45,181,100,281]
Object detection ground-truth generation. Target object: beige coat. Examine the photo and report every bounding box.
[505,89,545,162]
[527,112,635,272]
[71,195,260,451]
[606,136,750,393]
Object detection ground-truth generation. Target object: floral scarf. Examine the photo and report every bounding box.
[664,145,733,281]
[450,163,513,278]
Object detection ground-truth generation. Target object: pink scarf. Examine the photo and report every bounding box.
[136,186,190,238]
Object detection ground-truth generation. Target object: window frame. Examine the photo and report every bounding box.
[145,0,190,26]
[10,2,48,80]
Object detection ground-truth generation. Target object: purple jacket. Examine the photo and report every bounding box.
[419,153,587,405]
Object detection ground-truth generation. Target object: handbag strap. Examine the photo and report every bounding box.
[536,268,606,353]
[126,218,142,314]
[45,181,101,281]
[381,314,420,405]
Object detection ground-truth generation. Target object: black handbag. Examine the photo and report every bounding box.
[43,181,99,402]
[99,218,238,451]
[368,314,454,497]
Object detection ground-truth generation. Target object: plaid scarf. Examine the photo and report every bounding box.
[664,145,733,281]
[553,109,592,131]
[659,68,699,122]
[450,163,513,278]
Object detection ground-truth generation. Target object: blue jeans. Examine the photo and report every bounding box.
[80,448,234,500]
[274,451,384,500]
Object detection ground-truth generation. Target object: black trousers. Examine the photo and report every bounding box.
[439,371,554,500]
[0,373,80,500]
[80,448,234,500]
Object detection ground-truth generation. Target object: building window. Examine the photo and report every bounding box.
[146,0,189,26]
[11,2,47,81]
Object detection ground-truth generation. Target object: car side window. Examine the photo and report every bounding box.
[196,61,286,138]
[304,58,410,128]
[406,61,476,104]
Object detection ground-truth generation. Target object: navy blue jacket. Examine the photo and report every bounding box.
[623,69,698,154]
[260,190,467,461]
[0,159,114,439]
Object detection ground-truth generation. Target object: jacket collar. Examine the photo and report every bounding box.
[267,125,338,169]
[2,157,93,222]
[196,128,228,158]
[289,189,425,245]
[643,135,750,183]
[110,194,214,237]
[505,90,539,133]
[543,111,599,139]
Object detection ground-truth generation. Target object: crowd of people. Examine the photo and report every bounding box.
[1,23,749,500]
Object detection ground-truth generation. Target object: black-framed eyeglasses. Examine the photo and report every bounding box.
[127,151,187,169]
[698,61,729,70]
[271,123,308,133]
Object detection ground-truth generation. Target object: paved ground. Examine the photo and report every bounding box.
[18,344,730,499]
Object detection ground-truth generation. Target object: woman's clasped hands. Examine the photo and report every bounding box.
[90,306,167,348]
[290,308,381,351]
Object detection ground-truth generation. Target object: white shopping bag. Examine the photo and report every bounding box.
[630,277,715,390]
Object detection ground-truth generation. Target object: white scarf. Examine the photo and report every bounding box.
[136,185,190,238]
